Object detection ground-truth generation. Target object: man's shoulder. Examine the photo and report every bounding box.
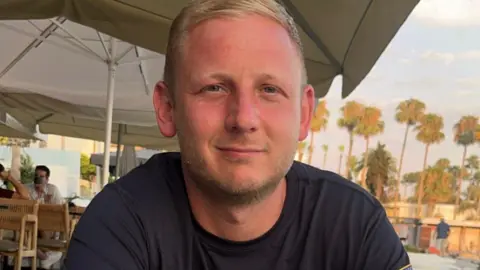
[116,152,182,186]
[47,183,60,191]
[291,161,380,208]
[107,152,184,205]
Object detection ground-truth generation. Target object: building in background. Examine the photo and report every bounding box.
[30,135,103,155]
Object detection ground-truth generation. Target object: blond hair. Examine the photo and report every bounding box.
[163,0,307,96]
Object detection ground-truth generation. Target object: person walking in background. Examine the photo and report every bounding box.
[435,218,450,257]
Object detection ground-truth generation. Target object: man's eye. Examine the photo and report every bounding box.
[202,85,224,92]
[262,86,278,94]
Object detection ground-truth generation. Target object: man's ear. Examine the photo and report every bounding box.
[298,84,315,141]
[153,81,176,137]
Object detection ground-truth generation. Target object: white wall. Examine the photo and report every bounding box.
[47,165,79,198]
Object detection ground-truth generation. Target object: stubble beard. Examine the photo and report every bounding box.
[188,165,281,206]
[179,141,294,207]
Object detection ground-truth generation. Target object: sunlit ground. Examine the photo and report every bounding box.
[409,253,479,270]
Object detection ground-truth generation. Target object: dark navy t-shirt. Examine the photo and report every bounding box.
[64,152,410,270]
[436,221,450,239]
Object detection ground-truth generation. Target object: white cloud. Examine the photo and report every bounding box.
[375,98,405,109]
[393,77,449,90]
[460,50,480,59]
[413,0,480,27]
[420,51,455,64]
[454,90,474,97]
[420,50,480,64]
[398,58,412,64]
[457,77,480,89]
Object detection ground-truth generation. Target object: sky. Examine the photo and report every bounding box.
[310,0,480,176]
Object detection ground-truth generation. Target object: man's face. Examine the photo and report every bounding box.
[35,169,48,190]
[154,15,314,203]
[0,170,7,180]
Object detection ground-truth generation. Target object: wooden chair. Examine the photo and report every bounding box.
[68,206,85,238]
[37,203,70,254]
[0,198,39,270]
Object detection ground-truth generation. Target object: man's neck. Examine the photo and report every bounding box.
[185,177,287,242]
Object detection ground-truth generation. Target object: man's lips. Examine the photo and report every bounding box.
[216,146,266,157]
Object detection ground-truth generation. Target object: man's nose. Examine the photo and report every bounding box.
[225,91,260,133]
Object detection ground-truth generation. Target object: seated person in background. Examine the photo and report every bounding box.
[16,165,64,269]
[0,163,30,199]
[26,165,63,204]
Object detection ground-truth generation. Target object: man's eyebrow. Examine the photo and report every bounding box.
[207,72,232,81]
[201,72,279,81]
[199,72,236,88]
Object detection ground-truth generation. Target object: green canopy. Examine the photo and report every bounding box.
[0,0,419,97]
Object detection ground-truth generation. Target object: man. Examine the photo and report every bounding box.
[23,165,64,269]
[26,165,63,204]
[3,165,63,269]
[435,218,450,257]
[64,0,411,269]
[0,163,30,199]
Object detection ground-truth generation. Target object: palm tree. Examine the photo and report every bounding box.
[355,106,385,188]
[307,100,329,165]
[448,165,462,189]
[415,113,445,218]
[476,124,480,143]
[356,143,397,200]
[337,101,364,178]
[402,172,421,202]
[464,155,480,202]
[347,155,359,181]
[338,145,345,175]
[321,144,328,169]
[461,155,480,215]
[406,159,456,217]
[466,155,479,174]
[422,165,455,217]
[297,141,307,162]
[465,155,480,215]
[453,115,479,213]
[394,99,426,207]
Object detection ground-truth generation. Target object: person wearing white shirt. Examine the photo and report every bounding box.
[25,165,63,205]
[14,165,64,270]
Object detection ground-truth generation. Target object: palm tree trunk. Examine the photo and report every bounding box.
[344,132,354,179]
[307,133,315,165]
[394,124,410,216]
[298,152,304,163]
[375,175,383,199]
[338,154,343,175]
[416,144,430,218]
[322,149,328,169]
[476,187,480,217]
[361,137,370,188]
[427,200,436,217]
[61,136,66,150]
[455,145,468,218]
